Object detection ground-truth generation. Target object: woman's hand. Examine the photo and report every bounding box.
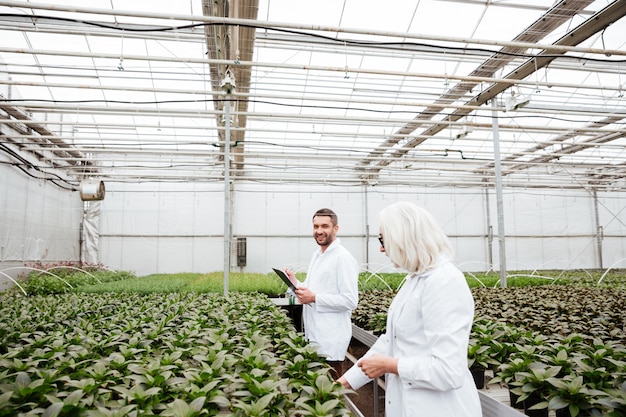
[337,376,352,389]
[358,354,399,379]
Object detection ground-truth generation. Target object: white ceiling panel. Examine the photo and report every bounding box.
[0,0,624,191]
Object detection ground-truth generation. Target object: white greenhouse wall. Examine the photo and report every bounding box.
[2,168,626,283]
[0,162,82,289]
[598,192,626,271]
[99,182,224,274]
[94,182,626,277]
[500,190,598,270]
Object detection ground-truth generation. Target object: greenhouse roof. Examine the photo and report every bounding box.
[1,0,625,191]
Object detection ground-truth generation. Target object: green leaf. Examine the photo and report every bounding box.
[315,375,333,393]
[555,349,568,361]
[548,396,569,409]
[162,399,190,417]
[85,405,137,417]
[207,394,230,408]
[188,396,206,412]
[65,389,85,405]
[568,375,584,391]
[15,372,31,389]
[254,392,275,410]
[43,402,64,417]
[527,400,549,410]
[0,391,13,406]
[318,399,341,413]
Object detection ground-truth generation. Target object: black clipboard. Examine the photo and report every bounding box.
[272,268,297,291]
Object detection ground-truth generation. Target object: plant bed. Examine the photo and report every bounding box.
[351,282,626,417]
[8,269,623,415]
[0,292,352,416]
[346,326,531,417]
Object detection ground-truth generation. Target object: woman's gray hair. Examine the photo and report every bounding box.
[379,201,453,274]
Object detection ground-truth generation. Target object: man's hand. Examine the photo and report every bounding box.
[284,268,298,287]
[295,287,316,304]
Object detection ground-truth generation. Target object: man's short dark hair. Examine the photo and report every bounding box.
[313,208,338,226]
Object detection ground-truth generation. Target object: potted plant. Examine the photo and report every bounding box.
[489,341,543,409]
[509,364,562,417]
[489,356,532,409]
[546,374,608,417]
[596,380,626,417]
[467,337,499,389]
[487,321,523,367]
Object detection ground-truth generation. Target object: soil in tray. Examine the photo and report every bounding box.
[347,379,385,417]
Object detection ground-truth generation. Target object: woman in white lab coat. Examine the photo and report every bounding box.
[338,201,481,417]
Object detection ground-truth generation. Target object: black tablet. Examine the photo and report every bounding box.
[272,268,297,291]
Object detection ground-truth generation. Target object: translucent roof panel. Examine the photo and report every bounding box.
[0,0,624,190]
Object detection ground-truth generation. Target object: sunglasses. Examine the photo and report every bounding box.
[378,235,384,248]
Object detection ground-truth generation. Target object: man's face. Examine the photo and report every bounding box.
[313,215,338,248]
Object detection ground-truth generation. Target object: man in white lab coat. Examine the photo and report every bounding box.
[286,208,359,379]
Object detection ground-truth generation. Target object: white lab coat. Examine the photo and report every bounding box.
[343,258,481,417]
[299,238,359,360]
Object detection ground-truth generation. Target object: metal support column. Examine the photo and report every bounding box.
[592,189,603,269]
[491,99,507,287]
[221,70,236,296]
[484,187,493,271]
[364,184,370,268]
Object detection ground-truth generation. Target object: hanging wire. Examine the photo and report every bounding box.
[118,29,125,70]
[600,27,611,57]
